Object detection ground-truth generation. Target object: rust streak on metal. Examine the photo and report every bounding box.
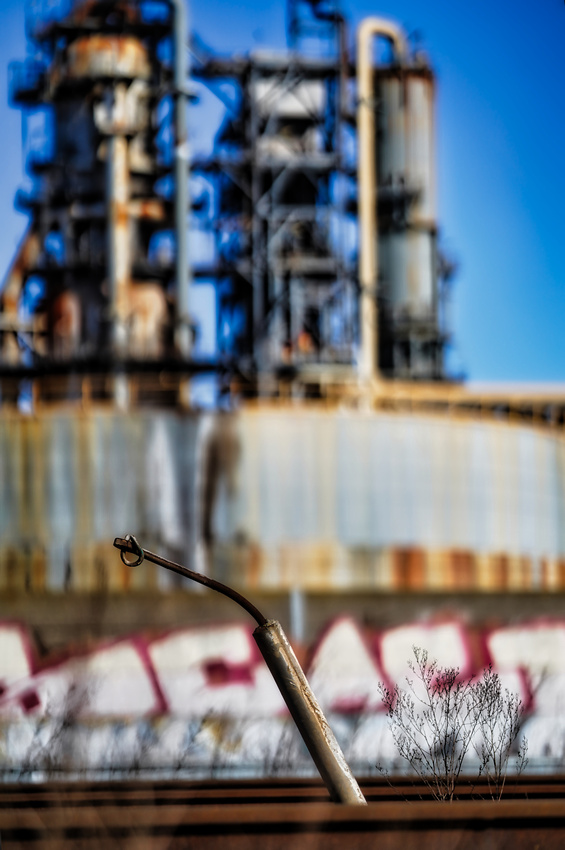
[68,36,150,80]
[128,199,165,220]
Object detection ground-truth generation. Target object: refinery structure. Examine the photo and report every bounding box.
[1,0,565,661]
[3,0,447,400]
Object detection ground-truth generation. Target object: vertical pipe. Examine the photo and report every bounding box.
[250,65,264,379]
[106,128,131,408]
[356,18,407,383]
[106,130,130,357]
[289,586,305,644]
[170,0,191,362]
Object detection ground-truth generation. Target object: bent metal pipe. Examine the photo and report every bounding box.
[113,535,366,805]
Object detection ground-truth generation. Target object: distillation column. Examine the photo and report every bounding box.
[357,18,443,381]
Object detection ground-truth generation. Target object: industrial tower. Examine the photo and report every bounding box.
[1,0,450,410]
[193,0,448,395]
[2,0,194,407]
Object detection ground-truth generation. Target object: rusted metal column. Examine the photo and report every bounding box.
[106,129,130,358]
[162,0,191,406]
[169,0,191,362]
[106,110,131,408]
[113,536,366,805]
[254,619,366,805]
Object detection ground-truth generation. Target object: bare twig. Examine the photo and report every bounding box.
[379,648,528,802]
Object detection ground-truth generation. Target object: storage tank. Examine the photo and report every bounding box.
[375,64,440,377]
[356,19,444,381]
[377,66,436,317]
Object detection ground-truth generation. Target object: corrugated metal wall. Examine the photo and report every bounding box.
[212,408,565,592]
[229,409,564,553]
[1,406,565,594]
[0,410,204,592]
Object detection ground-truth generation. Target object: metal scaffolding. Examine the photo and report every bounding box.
[192,0,450,397]
[192,2,358,397]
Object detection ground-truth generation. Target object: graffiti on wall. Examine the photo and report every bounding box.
[0,617,562,775]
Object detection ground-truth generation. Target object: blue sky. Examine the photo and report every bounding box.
[0,0,563,382]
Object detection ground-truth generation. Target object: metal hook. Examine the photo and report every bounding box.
[119,534,144,567]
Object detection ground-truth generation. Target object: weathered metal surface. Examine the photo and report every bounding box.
[107,132,131,358]
[67,36,150,80]
[378,69,436,321]
[254,620,366,805]
[128,200,166,221]
[1,407,565,594]
[171,0,192,366]
[126,284,168,359]
[0,410,201,592]
[375,67,439,376]
[94,79,150,136]
[380,228,435,318]
[378,70,435,222]
[217,408,565,572]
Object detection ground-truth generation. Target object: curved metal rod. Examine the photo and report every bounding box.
[113,534,366,805]
[113,536,268,627]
